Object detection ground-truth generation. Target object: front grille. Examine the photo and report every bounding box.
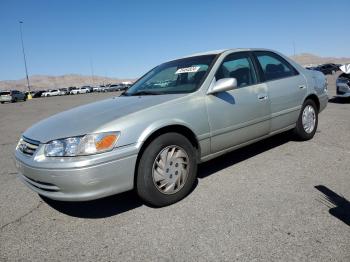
[18,136,40,156]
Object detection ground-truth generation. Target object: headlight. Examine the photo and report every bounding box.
[44,132,120,157]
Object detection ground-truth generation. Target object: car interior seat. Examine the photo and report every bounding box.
[229,67,252,87]
[265,64,285,80]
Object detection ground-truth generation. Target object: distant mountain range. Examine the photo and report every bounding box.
[290,53,350,66]
[1,53,350,91]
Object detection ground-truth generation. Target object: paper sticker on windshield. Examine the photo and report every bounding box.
[175,66,200,74]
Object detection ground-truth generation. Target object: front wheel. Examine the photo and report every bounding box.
[294,99,318,140]
[136,133,197,207]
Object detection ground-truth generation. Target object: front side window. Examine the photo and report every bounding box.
[125,55,216,96]
[215,53,257,88]
[255,51,298,81]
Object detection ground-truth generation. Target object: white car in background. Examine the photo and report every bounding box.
[93,86,104,92]
[336,64,350,98]
[70,87,90,95]
[42,89,61,97]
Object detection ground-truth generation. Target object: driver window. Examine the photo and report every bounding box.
[215,53,257,88]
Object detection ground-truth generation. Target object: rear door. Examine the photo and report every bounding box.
[253,51,307,132]
[206,52,270,153]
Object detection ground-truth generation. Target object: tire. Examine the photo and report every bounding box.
[294,99,318,141]
[1,102,4,104]
[11,98,17,103]
[136,133,197,207]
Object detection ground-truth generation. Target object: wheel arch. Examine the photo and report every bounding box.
[133,124,201,188]
[304,93,320,111]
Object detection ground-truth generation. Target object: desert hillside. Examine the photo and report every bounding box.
[0,74,136,91]
[290,53,350,66]
[1,53,350,91]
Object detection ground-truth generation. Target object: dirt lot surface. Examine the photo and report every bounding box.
[1,76,349,261]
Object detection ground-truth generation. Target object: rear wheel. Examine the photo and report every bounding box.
[136,133,197,207]
[294,99,318,140]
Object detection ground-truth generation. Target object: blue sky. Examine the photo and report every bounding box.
[1,0,349,80]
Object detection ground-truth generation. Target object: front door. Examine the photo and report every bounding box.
[206,52,270,153]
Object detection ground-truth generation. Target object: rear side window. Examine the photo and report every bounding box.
[255,51,298,81]
[215,52,257,88]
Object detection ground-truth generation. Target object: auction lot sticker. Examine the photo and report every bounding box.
[175,66,200,74]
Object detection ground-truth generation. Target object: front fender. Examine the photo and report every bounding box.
[136,119,197,147]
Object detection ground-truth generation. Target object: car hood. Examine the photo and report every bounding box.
[23,94,185,143]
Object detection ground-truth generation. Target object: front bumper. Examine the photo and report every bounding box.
[15,144,138,201]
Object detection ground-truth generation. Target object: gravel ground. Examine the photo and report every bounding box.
[0,76,349,261]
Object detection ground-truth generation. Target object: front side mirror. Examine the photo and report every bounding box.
[207,78,237,95]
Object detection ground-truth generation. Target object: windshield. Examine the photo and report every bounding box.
[125,55,216,96]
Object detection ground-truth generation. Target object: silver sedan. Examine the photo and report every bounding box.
[15,48,328,206]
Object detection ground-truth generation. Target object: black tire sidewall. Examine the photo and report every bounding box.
[295,99,318,140]
[136,133,197,207]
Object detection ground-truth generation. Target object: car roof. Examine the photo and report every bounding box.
[182,48,276,58]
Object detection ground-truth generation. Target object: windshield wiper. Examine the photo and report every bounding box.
[128,90,163,96]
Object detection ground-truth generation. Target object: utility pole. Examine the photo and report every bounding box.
[293,41,296,57]
[19,21,31,95]
[89,58,95,86]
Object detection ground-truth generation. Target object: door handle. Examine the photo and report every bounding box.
[258,94,268,100]
[299,85,306,89]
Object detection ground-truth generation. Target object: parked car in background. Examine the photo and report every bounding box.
[105,84,119,92]
[0,90,26,103]
[315,63,339,75]
[93,86,104,92]
[68,87,77,94]
[42,89,61,97]
[66,87,76,94]
[81,86,92,92]
[119,83,131,91]
[70,87,90,95]
[32,90,45,98]
[59,88,69,95]
[15,48,328,207]
[336,73,350,98]
[106,84,131,92]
